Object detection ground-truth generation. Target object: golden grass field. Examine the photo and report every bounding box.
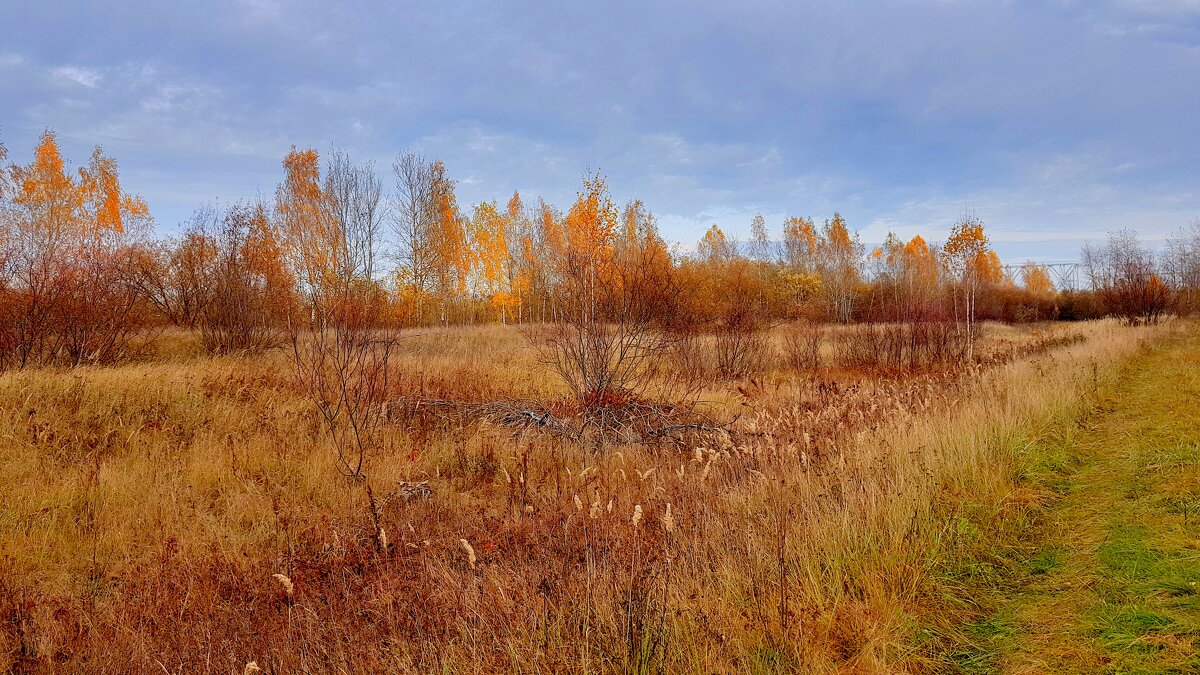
[0,319,1180,673]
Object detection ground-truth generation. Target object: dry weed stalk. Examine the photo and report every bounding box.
[460,538,477,568]
[272,573,294,597]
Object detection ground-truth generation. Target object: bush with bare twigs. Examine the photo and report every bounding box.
[782,321,824,370]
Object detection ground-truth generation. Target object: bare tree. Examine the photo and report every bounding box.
[327,147,385,281]
[747,213,775,262]
[1081,240,1106,292]
[0,139,13,354]
[391,151,436,311]
[1084,229,1172,325]
[1164,219,1200,315]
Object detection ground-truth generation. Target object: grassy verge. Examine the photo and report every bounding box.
[952,329,1200,673]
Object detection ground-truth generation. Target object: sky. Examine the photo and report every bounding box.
[1,0,1198,262]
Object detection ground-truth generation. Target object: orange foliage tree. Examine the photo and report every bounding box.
[782,216,819,273]
[852,232,965,370]
[818,212,864,323]
[1021,262,1054,297]
[502,191,533,322]
[697,224,734,264]
[194,202,292,353]
[778,216,823,318]
[0,131,151,368]
[536,173,680,405]
[277,147,337,302]
[276,146,393,479]
[941,212,992,359]
[778,213,863,322]
[429,161,470,322]
[471,199,520,322]
[1019,261,1055,320]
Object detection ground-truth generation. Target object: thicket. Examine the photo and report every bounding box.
[2,132,1195,378]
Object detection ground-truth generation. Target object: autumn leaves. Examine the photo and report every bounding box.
[5,128,1187,380]
[9,131,149,239]
[0,132,151,367]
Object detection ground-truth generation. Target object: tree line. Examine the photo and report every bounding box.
[1,131,1196,371]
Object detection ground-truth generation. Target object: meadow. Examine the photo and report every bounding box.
[0,318,1177,673]
[2,131,1197,673]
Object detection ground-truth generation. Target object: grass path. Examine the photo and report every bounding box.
[962,332,1200,673]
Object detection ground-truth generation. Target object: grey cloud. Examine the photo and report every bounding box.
[0,0,1195,259]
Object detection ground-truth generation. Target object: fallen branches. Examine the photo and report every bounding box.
[385,396,731,447]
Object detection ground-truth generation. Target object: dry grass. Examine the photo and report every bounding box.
[0,319,1174,672]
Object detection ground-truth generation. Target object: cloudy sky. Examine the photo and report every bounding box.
[2,0,1197,261]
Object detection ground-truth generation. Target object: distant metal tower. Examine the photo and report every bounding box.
[1002,261,1086,291]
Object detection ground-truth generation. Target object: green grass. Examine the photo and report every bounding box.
[1026,547,1064,576]
[952,332,1200,673]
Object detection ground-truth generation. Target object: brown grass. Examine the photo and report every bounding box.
[0,319,1173,672]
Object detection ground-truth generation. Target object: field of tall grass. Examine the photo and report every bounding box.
[0,319,1174,672]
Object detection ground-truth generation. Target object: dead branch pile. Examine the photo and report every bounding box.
[385,396,730,447]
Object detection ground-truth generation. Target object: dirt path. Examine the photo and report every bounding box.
[963,334,1200,673]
